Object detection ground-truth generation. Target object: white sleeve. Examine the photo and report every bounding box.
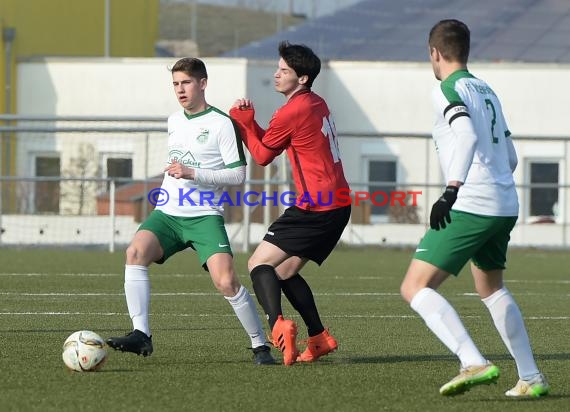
[506,136,518,172]
[219,117,247,168]
[447,115,477,183]
[194,165,246,186]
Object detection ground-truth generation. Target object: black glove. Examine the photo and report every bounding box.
[430,186,459,230]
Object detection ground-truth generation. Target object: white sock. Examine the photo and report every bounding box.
[124,265,151,337]
[411,288,487,368]
[482,287,539,380]
[225,285,266,348]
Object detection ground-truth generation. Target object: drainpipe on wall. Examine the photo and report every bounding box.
[1,27,15,244]
[104,0,110,57]
[3,27,15,176]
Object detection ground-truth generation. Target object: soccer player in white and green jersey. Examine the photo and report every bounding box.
[400,20,549,397]
[107,57,274,365]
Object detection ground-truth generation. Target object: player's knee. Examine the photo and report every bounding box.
[213,275,240,296]
[399,283,409,302]
[399,280,415,304]
[247,257,259,273]
[125,244,137,263]
[125,244,149,266]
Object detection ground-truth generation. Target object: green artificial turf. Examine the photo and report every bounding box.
[0,247,567,411]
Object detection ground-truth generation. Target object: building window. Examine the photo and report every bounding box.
[368,159,396,222]
[529,161,559,218]
[35,156,61,214]
[100,155,133,192]
[106,157,133,188]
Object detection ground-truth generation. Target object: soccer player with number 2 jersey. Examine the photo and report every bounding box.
[400,19,549,397]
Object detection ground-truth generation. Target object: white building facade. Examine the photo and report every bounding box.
[8,57,570,248]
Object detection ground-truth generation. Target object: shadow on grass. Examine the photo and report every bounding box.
[471,393,568,402]
[344,353,570,364]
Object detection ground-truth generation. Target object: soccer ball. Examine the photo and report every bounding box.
[62,330,108,372]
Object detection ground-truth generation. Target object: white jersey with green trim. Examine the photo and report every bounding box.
[432,69,519,216]
[155,106,246,217]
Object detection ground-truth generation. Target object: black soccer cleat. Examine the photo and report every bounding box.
[252,345,276,365]
[106,329,153,357]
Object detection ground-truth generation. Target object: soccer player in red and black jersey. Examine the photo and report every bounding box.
[230,41,351,366]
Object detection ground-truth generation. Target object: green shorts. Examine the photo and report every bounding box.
[138,210,232,269]
[414,210,517,275]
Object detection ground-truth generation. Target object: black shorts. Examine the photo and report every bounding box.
[263,205,351,265]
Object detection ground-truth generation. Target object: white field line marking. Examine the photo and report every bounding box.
[0,292,217,296]
[2,273,570,285]
[0,273,118,277]
[460,292,570,297]
[504,279,570,284]
[0,292,402,297]
[332,276,396,280]
[0,312,416,318]
[0,273,205,277]
[0,312,567,320]
[1,291,568,297]
[0,273,395,279]
[326,314,570,320]
[0,312,260,317]
[2,273,570,286]
[319,292,400,296]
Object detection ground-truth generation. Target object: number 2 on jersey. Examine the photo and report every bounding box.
[485,98,499,144]
[322,115,341,162]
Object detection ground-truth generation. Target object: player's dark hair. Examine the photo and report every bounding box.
[170,57,208,79]
[278,41,321,88]
[429,19,470,64]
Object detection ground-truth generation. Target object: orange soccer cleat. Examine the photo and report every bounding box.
[296,329,338,362]
[271,315,299,366]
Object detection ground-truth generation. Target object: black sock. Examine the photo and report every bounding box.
[280,273,324,337]
[250,264,283,330]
